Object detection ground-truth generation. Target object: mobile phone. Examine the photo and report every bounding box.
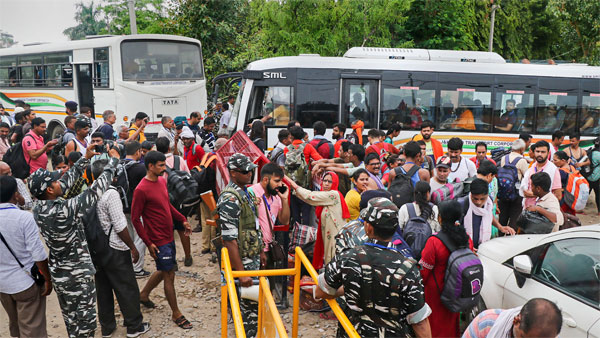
[276,185,287,194]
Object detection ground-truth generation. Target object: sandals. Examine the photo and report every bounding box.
[174,315,193,329]
[140,299,155,309]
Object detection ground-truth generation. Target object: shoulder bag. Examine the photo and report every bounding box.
[0,231,45,286]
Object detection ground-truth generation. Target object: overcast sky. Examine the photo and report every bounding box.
[0,0,92,45]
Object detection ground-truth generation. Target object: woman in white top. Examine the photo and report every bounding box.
[398,181,440,232]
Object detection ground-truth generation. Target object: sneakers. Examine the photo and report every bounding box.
[102,327,115,338]
[135,270,151,279]
[184,257,193,267]
[127,322,151,337]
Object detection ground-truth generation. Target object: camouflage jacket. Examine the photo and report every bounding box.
[32,157,119,281]
[320,239,430,338]
[217,182,262,260]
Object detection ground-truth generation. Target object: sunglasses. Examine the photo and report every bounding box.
[235,169,251,175]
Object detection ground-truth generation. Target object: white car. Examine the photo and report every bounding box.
[474,225,600,338]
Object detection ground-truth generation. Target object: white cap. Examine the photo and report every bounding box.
[180,126,194,139]
[14,107,25,113]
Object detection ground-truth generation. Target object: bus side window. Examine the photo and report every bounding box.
[581,79,600,136]
[437,73,493,132]
[248,86,293,127]
[296,69,339,128]
[536,77,578,134]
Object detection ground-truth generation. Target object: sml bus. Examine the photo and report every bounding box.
[229,47,600,155]
[0,34,206,138]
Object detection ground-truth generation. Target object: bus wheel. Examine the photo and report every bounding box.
[48,123,65,140]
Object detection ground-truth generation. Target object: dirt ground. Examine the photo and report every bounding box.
[1,192,598,338]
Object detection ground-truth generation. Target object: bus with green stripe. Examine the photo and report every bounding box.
[228,47,599,155]
[0,34,206,138]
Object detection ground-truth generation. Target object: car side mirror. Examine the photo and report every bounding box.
[513,255,533,288]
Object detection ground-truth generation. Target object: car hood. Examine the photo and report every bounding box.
[477,234,544,263]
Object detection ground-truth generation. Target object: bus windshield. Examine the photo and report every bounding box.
[121,40,203,81]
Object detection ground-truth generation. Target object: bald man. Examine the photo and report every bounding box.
[0,161,33,209]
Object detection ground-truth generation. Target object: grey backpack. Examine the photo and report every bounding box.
[434,231,483,313]
[402,203,432,261]
[284,143,310,188]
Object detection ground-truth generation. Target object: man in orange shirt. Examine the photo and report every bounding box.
[411,120,443,162]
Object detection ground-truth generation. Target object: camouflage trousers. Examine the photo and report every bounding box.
[54,276,97,338]
[240,256,260,337]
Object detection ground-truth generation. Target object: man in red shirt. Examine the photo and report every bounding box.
[365,129,400,158]
[132,151,193,330]
[180,126,205,170]
[332,123,348,158]
[469,142,496,169]
[309,121,334,159]
[22,118,58,174]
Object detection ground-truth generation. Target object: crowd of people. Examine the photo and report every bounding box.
[0,96,598,338]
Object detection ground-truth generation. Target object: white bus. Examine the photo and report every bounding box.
[231,47,600,155]
[0,34,206,138]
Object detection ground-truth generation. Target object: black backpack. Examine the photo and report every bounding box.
[388,164,420,208]
[112,160,139,213]
[3,134,34,179]
[166,159,200,217]
[190,153,218,194]
[491,146,511,165]
[82,195,113,267]
[50,130,75,160]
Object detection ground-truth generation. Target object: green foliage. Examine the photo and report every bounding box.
[99,0,170,35]
[64,0,600,83]
[63,1,106,40]
[550,0,600,64]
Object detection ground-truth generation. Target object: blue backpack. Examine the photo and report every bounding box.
[497,154,522,201]
[434,231,483,313]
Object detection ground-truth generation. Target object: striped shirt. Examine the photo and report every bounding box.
[462,309,503,338]
[97,188,129,251]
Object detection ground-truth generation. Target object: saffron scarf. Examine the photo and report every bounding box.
[351,120,364,145]
[313,171,351,269]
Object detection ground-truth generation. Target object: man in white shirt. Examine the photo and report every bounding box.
[549,130,564,159]
[158,116,178,155]
[525,171,564,232]
[93,160,150,337]
[0,176,51,338]
[219,102,231,131]
[446,137,476,182]
[520,140,562,208]
[268,129,293,169]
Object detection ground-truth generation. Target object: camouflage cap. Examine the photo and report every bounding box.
[361,197,399,230]
[227,153,257,172]
[28,168,62,198]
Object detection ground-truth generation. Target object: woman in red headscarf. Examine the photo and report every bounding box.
[285,171,350,269]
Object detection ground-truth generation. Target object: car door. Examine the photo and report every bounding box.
[502,238,600,338]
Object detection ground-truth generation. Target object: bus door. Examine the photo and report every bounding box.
[341,75,380,129]
[75,64,94,110]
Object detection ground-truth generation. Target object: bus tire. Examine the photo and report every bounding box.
[48,121,65,140]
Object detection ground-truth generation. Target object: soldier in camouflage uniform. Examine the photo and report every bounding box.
[335,190,413,258]
[315,198,432,338]
[217,153,266,337]
[29,143,119,338]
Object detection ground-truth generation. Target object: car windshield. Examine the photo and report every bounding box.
[121,40,203,81]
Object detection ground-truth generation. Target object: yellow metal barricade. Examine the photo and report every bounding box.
[221,246,359,338]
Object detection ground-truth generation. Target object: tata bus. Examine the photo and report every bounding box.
[229,47,600,155]
[0,34,206,138]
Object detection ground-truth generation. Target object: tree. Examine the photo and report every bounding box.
[550,0,600,64]
[0,30,17,48]
[63,1,106,40]
[99,0,170,35]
